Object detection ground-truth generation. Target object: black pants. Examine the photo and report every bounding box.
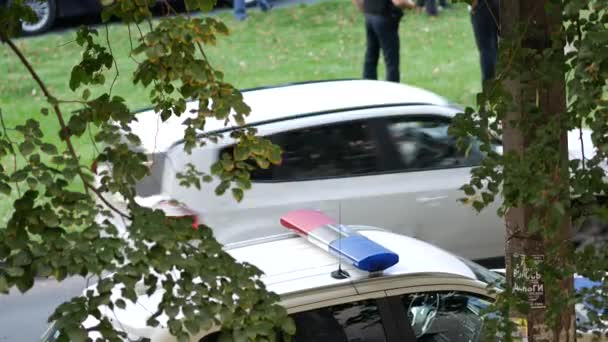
[416,0,448,15]
[471,0,499,82]
[363,14,401,83]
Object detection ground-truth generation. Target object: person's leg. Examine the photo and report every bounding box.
[258,0,272,11]
[233,0,247,20]
[425,0,438,16]
[363,16,381,80]
[471,1,499,82]
[376,18,401,82]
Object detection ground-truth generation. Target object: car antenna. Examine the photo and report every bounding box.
[331,203,350,280]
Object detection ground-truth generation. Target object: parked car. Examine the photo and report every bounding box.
[41,210,606,341]
[103,79,600,268]
[8,0,104,35]
[12,0,251,35]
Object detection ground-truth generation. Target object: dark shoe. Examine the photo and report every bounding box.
[260,3,273,12]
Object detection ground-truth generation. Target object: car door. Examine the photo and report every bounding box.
[199,296,411,342]
[386,290,495,342]
[360,113,503,261]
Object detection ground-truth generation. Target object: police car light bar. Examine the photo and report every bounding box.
[280,209,399,272]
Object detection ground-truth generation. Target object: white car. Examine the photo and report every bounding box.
[101,79,597,267]
[41,210,607,341]
[44,209,504,342]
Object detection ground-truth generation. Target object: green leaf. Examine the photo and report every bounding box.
[0,182,11,195]
[472,201,485,213]
[40,143,58,155]
[13,250,32,266]
[69,66,86,91]
[26,177,37,189]
[40,108,49,116]
[268,147,282,164]
[168,319,182,334]
[11,170,29,182]
[82,88,91,101]
[233,145,249,161]
[115,299,126,309]
[281,317,296,335]
[221,159,234,172]
[18,141,35,156]
[184,319,200,335]
[166,305,179,318]
[5,267,24,277]
[0,276,8,294]
[66,327,87,342]
[41,210,60,227]
[232,188,244,202]
[15,276,33,293]
[147,317,160,327]
[461,184,476,196]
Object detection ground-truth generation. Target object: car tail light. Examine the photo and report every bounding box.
[153,200,200,229]
[91,160,98,174]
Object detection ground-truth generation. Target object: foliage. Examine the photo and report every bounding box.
[0,0,291,341]
[451,0,608,339]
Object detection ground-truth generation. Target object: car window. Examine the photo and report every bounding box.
[222,120,381,182]
[386,117,483,171]
[290,299,388,342]
[199,299,388,342]
[400,291,491,342]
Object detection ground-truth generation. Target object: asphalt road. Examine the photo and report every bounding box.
[0,277,90,342]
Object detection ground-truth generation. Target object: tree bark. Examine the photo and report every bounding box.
[501,0,576,341]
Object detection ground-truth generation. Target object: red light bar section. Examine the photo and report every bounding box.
[279,209,337,235]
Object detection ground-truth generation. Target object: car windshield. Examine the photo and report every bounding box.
[459,257,505,289]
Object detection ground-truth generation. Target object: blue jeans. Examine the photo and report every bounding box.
[471,0,499,82]
[234,0,271,20]
[363,14,401,83]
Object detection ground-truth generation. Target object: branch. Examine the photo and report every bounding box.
[105,24,120,96]
[0,109,21,197]
[1,32,131,220]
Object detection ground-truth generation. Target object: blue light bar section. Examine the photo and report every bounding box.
[328,236,399,272]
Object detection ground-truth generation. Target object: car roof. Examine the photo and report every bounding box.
[129,79,450,153]
[225,228,480,296]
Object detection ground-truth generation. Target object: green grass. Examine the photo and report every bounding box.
[0,0,482,223]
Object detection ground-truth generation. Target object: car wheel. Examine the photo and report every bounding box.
[21,0,56,35]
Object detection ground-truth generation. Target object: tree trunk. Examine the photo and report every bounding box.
[501,0,576,341]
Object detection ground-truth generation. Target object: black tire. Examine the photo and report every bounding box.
[21,0,56,35]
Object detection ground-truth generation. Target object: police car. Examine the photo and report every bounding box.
[44,210,504,341]
[97,79,599,269]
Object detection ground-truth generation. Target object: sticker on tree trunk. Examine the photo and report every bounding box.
[512,254,546,309]
[510,317,529,342]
